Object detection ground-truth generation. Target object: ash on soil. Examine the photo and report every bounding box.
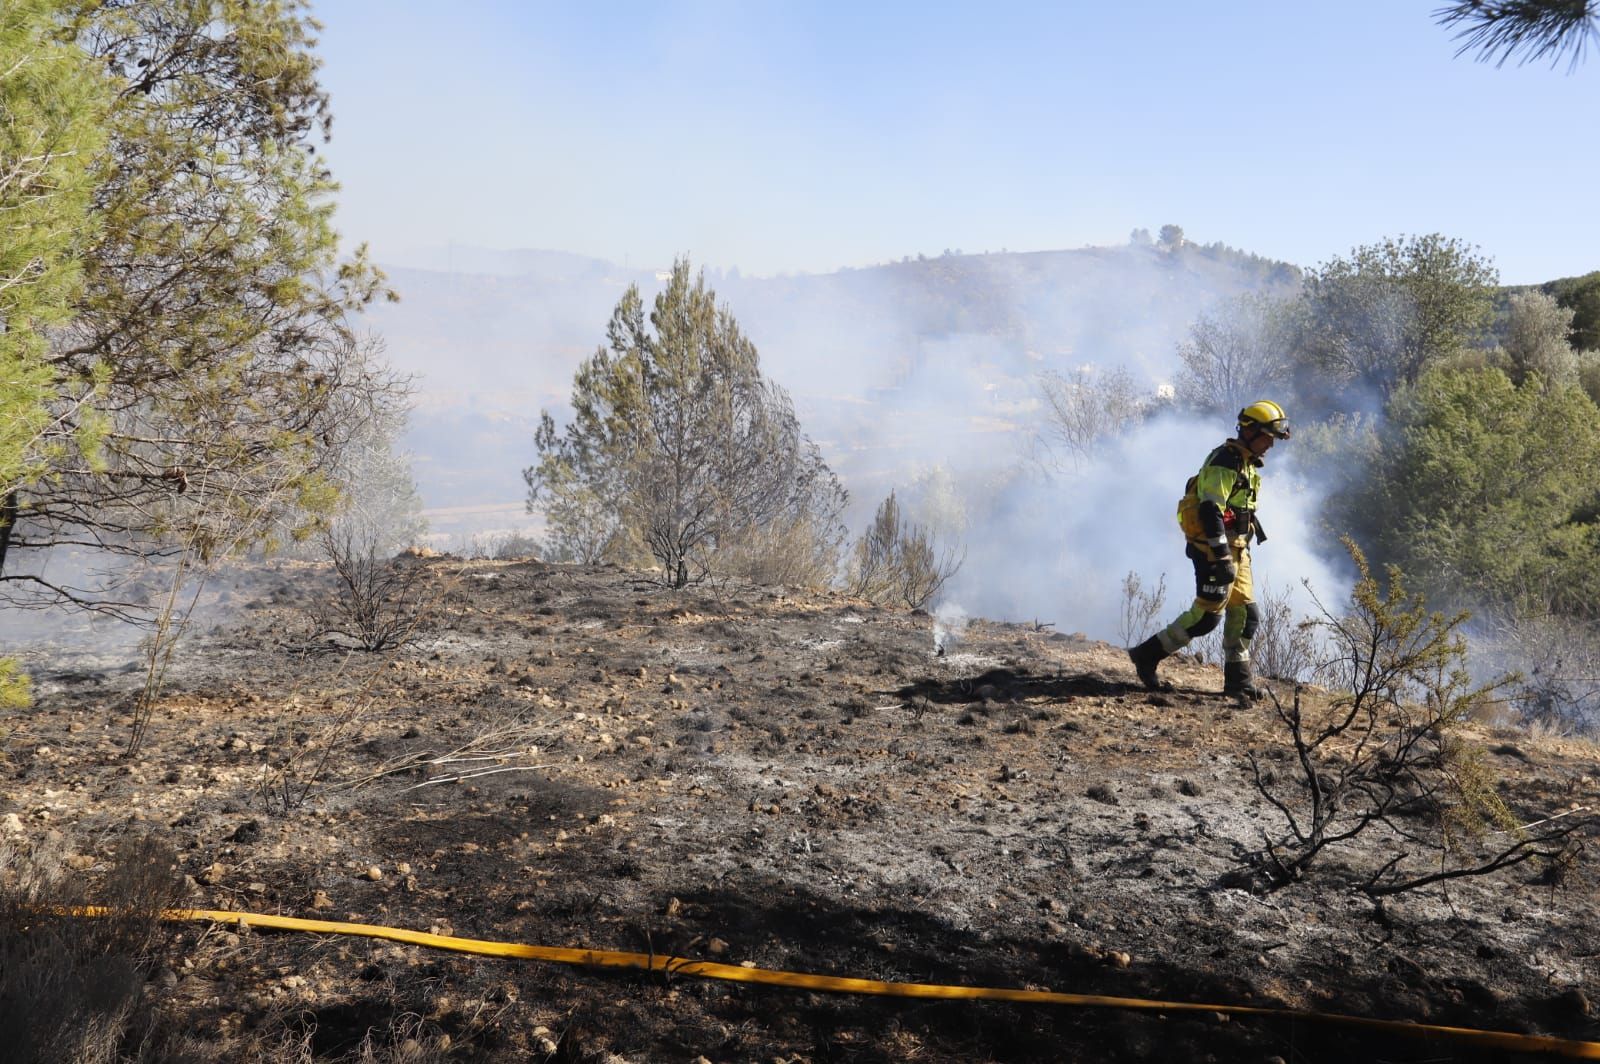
[4,557,1599,1062]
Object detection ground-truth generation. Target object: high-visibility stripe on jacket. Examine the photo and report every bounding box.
[1177,439,1261,551]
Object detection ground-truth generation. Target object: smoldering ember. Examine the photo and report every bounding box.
[3,556,1597,1062]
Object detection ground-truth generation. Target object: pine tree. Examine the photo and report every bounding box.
[0,0,108,702]
[527,259,845,588]
[2,0,404,616]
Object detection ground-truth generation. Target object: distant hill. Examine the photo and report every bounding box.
[375,244,622,280]
[357,241,1300,529]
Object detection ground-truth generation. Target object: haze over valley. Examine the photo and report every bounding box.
[376,237,1291,541]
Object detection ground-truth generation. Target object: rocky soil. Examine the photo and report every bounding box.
[3,557,1599,1062]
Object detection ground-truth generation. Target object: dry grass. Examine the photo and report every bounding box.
[0,835,187,1064]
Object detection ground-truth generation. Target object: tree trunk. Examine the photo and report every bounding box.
[0,490,17,577]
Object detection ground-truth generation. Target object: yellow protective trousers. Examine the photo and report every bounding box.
[1157,536,1258,664]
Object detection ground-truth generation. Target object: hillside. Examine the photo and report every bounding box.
[4,558,1597,1062]
[362,243,1297,525]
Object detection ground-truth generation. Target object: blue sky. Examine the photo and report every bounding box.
[309,1,1600,284]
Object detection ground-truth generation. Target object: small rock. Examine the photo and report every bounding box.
[228,820,262,845]
[310,890,334,910]
[664,897,682,918]
[537,1038,559,1055]
[706,937,729,956]
[0,813,22,834]
[363,865,383,881]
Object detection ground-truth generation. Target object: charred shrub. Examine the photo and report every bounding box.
[1249,540,1591,895]
[1117,570,1167,647]
[848,490,963,610]
[1251,579,1318,682]
[309,544,433,651]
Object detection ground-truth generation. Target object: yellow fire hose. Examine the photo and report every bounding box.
[67,906,1600,1058]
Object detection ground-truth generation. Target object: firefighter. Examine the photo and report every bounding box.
[1127,400,1291,701]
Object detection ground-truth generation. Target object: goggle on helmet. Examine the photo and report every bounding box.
[1238,400,1291,440]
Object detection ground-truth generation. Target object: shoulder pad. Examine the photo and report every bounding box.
[1206,444,1245,472]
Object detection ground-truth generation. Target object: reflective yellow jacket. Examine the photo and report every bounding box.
[1176,439,1262,556]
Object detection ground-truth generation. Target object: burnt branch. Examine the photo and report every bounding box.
[1362,821,1592,897]
[1247,539,1550,896]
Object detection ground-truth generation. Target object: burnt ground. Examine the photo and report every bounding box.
[3,556,1599,1062]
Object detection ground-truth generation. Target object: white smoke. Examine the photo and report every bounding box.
[897,413,1347,644]
[932,602,970,656]
[360,240,1352,643]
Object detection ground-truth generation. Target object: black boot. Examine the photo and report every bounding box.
[1223,660,1263,702]
[1128,636,1171,692]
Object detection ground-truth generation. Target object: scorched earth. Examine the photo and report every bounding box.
[4,556,1598,1062]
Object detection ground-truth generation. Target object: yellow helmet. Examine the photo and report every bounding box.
[1238,400,1291,439]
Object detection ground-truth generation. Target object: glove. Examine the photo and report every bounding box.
[1213,554,1237,585]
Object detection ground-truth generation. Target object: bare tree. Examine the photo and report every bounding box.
[1174,293,1296,416]
[1479,609,1600,735]
[1034,365,1146,471]
[309,546,431,653]
[305,397,429,652]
